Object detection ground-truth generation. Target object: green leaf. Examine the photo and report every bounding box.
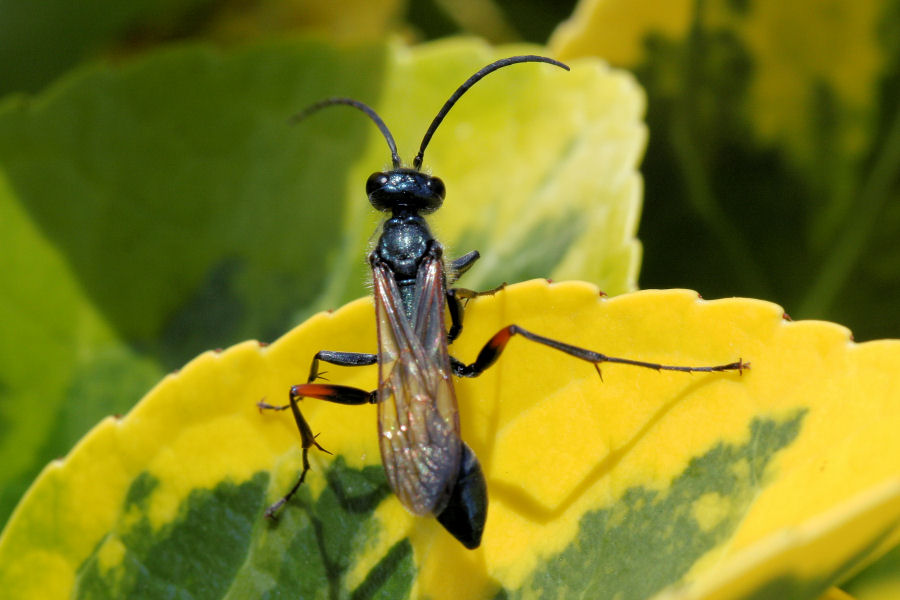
[842,543,900,600]
[2,283,899,599]
[0,38,644,529]
[0,0,209,95]
[550,0,900,342]
[0,0,405,96]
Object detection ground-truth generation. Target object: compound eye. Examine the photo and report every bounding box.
[366,172,389,197]
[428,176,445,200]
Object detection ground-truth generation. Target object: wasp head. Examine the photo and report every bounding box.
[366,168,445,215]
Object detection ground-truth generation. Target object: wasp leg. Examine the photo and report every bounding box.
[259,381,377,518]
[446,251,480,343]
[447,283,507,343]
[436,442,487,549]
[451,325,749,379]
[260,350,376,516]
[446,249,508,342]
[449,250,480,283]
[305,350,377,383]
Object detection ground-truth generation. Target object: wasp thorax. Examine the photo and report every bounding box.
[374,214,434,281]
[366,168,445,214]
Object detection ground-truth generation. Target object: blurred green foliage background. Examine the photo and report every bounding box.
[3,0,899,339]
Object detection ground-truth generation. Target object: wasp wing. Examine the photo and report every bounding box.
[373,252,461,516]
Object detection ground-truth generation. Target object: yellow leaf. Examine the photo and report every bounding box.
[1,282,898,599]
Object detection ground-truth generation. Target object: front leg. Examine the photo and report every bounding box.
[447,283,507,343]
[447,249,507,343]
[449,250,480,283]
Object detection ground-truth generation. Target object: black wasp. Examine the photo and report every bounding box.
[258,55,748,549]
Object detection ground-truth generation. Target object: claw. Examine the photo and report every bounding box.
[311,433,333,455]
[258,399,288,412]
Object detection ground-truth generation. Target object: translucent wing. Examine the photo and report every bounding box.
[373,251,461,516]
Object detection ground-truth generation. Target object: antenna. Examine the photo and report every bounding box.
[413,55,569,170]
[291,98,401,168]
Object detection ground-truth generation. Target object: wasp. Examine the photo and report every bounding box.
[258,55,748,549]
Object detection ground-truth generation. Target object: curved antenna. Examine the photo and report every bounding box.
[413,55,570,170]
[291,98,401,168]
